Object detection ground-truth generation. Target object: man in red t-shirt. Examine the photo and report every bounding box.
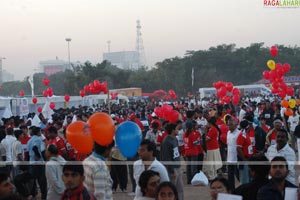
[237,120,253,184]
[47,126,67,159]
[20,125,31,161]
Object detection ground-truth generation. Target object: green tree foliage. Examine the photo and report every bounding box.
[1,43,300,97]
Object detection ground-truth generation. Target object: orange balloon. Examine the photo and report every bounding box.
[285,108,293,116]
[66,121,93,154]
[88,112,115,146]
[281,100,289,108]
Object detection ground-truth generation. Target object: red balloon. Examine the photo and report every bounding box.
[87,112,115,146]
[19,90,25,97]
[213,82,217,88]
[93,80,101,87]
[84,85,90,93]
[232,95,240,105]
[287,87,294,96]
[280,82,288,92]
[154,107,163,118]
[222,96,231,104]
[47,87,53,93]
[262,71,270,80]
[79,90,85,97]
[64,94,70,102]
[32,97,38,104]
[48,91,53,97]
[66,121,93,154]
[278,90,286,99]
[272,81,279,89]
[49,102,55,110]
[270,46,278,57]
[232,88,240,96]
[42,90,48,97]
[37,106,43,113]
[218,86,227,98]
[225,82,233,92]
[283,63,291,73]
[269,70,277,81]
[42,78,50,86]
[162,104,173,115]
[166,110,179,123]
[215,81,223,89]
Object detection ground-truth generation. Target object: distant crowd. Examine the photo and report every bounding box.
[0,94,300,200]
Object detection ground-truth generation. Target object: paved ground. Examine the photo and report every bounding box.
[112,163,211,200]
[113,163,300,200]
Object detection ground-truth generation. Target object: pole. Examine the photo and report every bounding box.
[0,57,5,84]
[65,38,72,69]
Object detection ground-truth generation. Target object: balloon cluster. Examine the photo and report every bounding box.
[66,112,142,158]
[82,80,108,96]
[110,92,118,100]
[213,81,241,105]
[262,46,293,99]
[154,104,179,123]
[168,90,177,99]
[43,87,54,97]
[281,99,297,116]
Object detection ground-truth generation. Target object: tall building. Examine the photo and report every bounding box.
[38,59,71,76]
[103,20,146,70]
[103,51,139,70]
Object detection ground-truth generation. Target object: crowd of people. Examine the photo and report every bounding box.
[0,95,300,199]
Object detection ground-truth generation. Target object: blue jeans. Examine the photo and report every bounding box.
[239,164,250,184]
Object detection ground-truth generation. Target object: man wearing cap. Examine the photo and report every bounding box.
[266,118,291,148]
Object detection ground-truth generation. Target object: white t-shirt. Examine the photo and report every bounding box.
[12,140,24,162]
[1,135,16,161]
[288,115,299,132]
[227,128,240,163]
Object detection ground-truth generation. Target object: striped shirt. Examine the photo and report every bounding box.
[83,154,113,200]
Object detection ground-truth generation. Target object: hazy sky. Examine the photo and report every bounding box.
[0,0,299,80]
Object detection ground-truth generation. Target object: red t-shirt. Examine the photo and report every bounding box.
[219,124,228,144]
[262,124,270,133]
[236,131,253,158]
[249,126,256,154]
[206,126,220,150]
[216,119,225,126]
[49,135,66,156]
[183,131,199,156]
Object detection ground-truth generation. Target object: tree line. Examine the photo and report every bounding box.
[1,43,300,97]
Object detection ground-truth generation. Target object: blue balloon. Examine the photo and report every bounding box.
[115,121,142,158]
